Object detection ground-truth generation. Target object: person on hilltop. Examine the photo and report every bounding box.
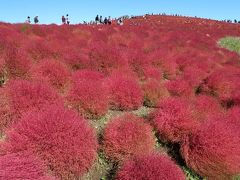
[62,15,66,24]
[25,16,31,24]
[34,16,39,24]
[108,16,112,25]
[104,17,108,24]
[66,14,70,24]
[117,17,124,25]
[95,15,99,24]
[100,16,103,24]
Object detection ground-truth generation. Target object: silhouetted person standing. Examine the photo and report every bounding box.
[108,16,112,25]
[100,16,103,24]
[25,16,31,24]
[104,17,108,24]
[34,16,39,24]
[66,14,70,24]
[62,15,66,24]
[95,15,99,24]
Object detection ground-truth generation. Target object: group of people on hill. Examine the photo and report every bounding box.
[25,14,70,25]
[62,14,70,24]
[95,15,112,25]
[25,16,39,24]
[25,13,240,25]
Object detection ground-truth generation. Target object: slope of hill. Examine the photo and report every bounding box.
[0,15,240,180]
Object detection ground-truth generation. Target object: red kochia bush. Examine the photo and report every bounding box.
[181,119,240,179]
[116,153,185,180]
[107,74,143,111]
[205,66,240,106]
[7,80,62,118]
[0,152,55,180]
[2,105,98,179]
[103,114,155,162]
[4,44,31,78]
[227,106,240,126]
[142,79,170,107]
[166,79,194,98]
[30,59,70,92]
[191,95,223,122]
[88,42,127,75]
[67,70,108,119]
[0,88,12,134]
[153,97,199,143]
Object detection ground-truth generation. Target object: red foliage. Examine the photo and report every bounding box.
[205,66,240,106]
[103,114,155,161]
[67,70,108,119]
[0,152,55,180]
[191,95,224,122]
[142,66,163,81]
[152,97,199,143]
[30,59,70,92]
[116,153,185,180]
[0,88,12,134]
[7,80,63,118]
[166,79,195,98]
[3,43,31,78]
[181,119,240,179]
[2,105,98,179]
[25,39,54,61]
[0,57,5,77]
[226,106,240,126]
[88,42,127,75]
[72,69,104,82]
[61,47,89,70]
[142,79,170,107]
[106,74,143,111]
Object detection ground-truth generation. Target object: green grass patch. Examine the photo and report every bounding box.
[218,37,240,54]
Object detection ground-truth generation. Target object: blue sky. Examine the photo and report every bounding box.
[0,1,239,24]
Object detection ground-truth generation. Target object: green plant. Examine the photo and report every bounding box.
[218,37,240,54]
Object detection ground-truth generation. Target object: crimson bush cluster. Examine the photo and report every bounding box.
[117,153,185,180]
[1,105,98,179]
[0,14,240,179]
[103,114,155,162]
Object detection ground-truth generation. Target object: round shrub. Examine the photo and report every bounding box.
[107,74,143,111]
[2,105,98,179]
[7,79,62,118]
[166,79,194,98]
[4,44,31,78]
[191,95,223,122]
[142,79,170,107]
[152,97,199,143]
[0,88,12,134]
[103,114,155,162]
[89,42,127,75]
[227,106,240,126]
[0,152,55,180]
[181,119,240,179]
[205,66,240,106]
[116,153,185,180]
[30,59,70,92]
[67,70,108,119]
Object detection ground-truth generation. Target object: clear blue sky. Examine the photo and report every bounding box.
[0,0,239,24]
